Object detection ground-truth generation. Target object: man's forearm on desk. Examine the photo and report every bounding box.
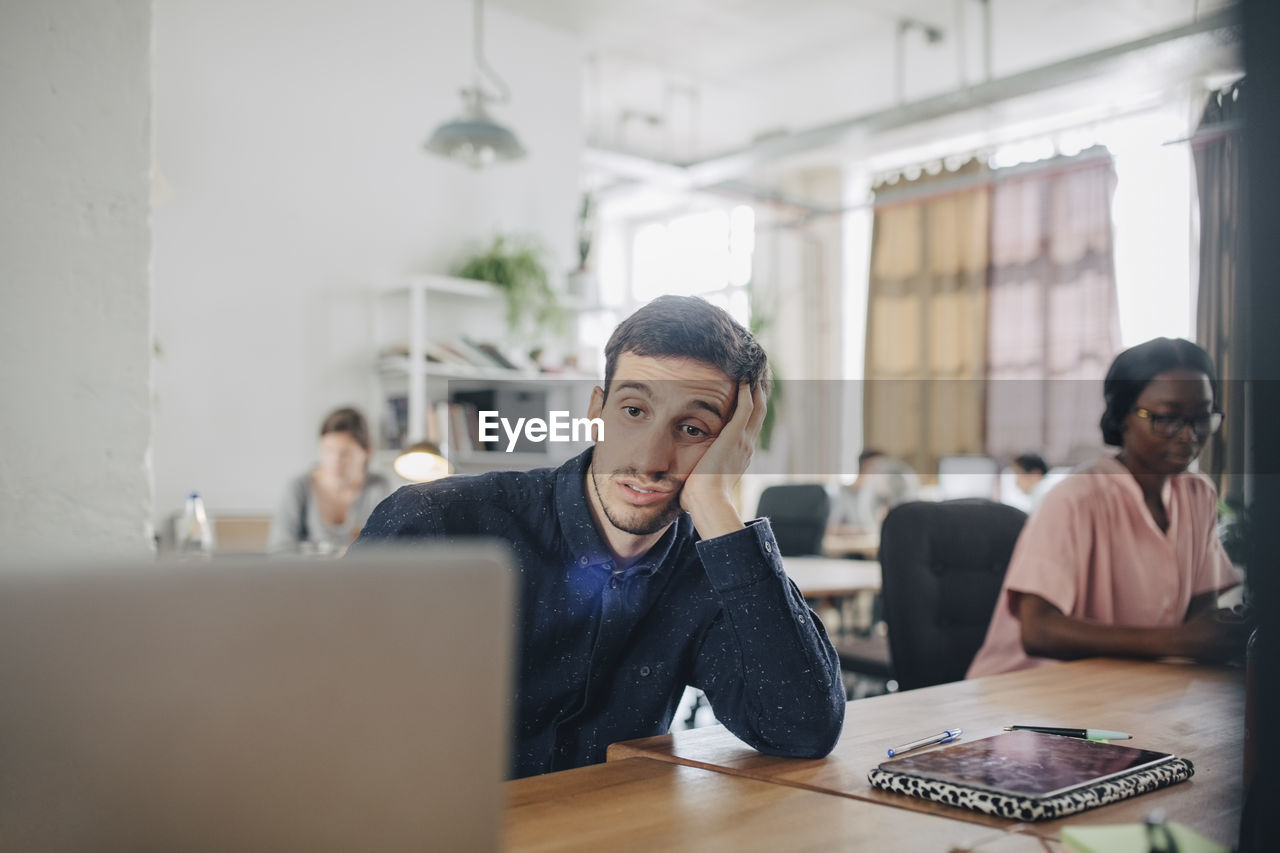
[694,522,845,758]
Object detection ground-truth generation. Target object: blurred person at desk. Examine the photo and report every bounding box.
[268,406,393,556]
[354,296,845,778]
[968,338,1251,677]
[828,449,919,535]
[1011,451,1052,512]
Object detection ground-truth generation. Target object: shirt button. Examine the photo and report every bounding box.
[764,542,773,554]
[609,577,619,589]
[639,666,651,677]
[579,556,589,566]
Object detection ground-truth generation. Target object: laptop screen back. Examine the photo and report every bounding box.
[0,544,514,852]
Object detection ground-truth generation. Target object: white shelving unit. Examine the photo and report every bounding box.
[371,275,600,473]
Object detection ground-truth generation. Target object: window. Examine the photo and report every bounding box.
[582,201,756,376]
[624,204,755,324]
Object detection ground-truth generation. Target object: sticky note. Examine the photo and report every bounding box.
[1061,821,1227,853]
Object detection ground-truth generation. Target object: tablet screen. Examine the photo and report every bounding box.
[878,730,1176,799]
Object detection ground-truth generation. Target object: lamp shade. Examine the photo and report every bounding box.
[393,441,453,483]
[425,99,525,168]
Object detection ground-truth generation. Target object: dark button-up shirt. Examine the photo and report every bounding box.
[354,448,845,778]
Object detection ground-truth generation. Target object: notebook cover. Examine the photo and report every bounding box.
[866,731,1194,822]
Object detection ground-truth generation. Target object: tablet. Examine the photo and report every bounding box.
[878,730,1176,799]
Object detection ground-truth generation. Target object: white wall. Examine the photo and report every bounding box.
[0,1,154,559]
[152,0,581,523]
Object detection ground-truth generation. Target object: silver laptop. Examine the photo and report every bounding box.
[0,544,514,852]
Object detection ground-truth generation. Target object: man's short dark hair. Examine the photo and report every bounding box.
[602,295,770,397]
[1099,337,1218,446]
[1013,452,1048,475]
[857,449,886,467]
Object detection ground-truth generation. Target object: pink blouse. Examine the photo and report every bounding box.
[967,455,1242,677]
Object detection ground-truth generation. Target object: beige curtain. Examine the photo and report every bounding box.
[984,147,1122,467]
[1193,80,1248,499]
[865,161,990,478]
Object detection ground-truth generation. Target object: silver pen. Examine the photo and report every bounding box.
[887,728,963,757]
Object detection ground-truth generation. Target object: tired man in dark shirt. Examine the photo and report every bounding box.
[354,295,845,778]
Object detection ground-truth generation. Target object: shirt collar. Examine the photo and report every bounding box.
[1097,453,1176,506]
[555,447,688,576]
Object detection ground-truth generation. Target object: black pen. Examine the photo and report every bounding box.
[1005,725,1131,740]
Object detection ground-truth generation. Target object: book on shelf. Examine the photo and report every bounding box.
[383,396,450,451]
[383,395,409,450]
[449,393,496,453]
[430,341,482,368]
[450,388,555,456]
[384,338,535,373]
[452,338,509,371]
[462,337,521,371]
[447,401,486,453]
[426,400,448,447]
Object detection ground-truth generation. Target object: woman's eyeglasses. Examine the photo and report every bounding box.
[1132,408,1224,439]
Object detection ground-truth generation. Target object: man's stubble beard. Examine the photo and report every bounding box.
[588,463,684,536]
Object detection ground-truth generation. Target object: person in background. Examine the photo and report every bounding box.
[967,338,1251,677]
[1011,451,1051,512]
[353,295,845,778]
[268,406,393,556]
[828,449,919,534]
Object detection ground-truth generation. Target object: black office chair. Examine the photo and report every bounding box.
[755,484,830,556]
[877,499,1028,691]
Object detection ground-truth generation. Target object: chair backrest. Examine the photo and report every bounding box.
[755,484,830,556]
[879,499,1027,690]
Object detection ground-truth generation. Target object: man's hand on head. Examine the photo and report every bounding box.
[679,382,767,540]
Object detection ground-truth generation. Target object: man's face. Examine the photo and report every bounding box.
[1014,466,1042,496]
[585,353,736,538]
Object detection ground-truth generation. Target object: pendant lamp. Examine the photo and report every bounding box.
[425,0,526,168]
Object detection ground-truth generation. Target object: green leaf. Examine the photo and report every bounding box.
[454,234,564,337]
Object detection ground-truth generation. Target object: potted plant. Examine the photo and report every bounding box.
[567,193,597,301]
[455,235,564,337]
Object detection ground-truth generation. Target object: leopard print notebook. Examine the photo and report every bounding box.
[867,730,1194,821]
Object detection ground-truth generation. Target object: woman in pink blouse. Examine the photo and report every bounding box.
[968,338,1251,677]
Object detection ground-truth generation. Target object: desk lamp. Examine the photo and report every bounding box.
[393,441,453,483]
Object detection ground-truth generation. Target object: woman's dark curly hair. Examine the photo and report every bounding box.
[1099,338,1217,447]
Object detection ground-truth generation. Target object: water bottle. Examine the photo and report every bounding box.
[176,492,214,557]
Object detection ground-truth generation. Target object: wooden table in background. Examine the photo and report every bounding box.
[505,756,1059,852]
[782,555,882,641]
[782,556,881,598]
[608,658,1244,846]
[822,530,880,559]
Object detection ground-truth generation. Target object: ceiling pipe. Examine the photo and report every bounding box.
[979,0,992,82]
[585,7,1240,195]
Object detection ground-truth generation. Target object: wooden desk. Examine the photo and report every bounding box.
[506,756,1057,852]
[609,659,1244,845]
[822,530,879,559]
[782,556,880,598]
